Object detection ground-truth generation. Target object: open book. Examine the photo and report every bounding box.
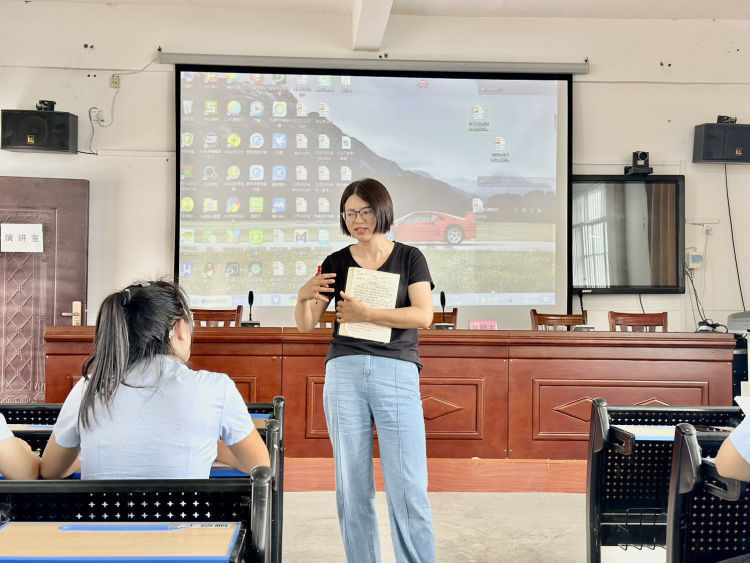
[338,267,400,343]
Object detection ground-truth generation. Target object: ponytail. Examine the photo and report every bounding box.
[79,280,191,429]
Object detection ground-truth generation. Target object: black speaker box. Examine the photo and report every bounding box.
[693,123,750,163]
[1,110,78,153]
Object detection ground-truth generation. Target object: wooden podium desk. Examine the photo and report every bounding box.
[45,327,734,460]
[0,521,244,561]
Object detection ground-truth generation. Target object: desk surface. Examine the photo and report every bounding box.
[8,415,267,434]
[0,521,242,561]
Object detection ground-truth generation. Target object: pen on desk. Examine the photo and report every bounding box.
[317,265,322,276]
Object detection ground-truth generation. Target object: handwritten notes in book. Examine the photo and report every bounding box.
[338,267,400,343]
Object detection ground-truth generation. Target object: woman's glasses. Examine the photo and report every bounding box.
[341,207,374,221]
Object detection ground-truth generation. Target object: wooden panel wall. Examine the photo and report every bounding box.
[45,327,735,459]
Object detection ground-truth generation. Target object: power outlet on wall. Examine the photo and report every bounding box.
[91,108,104,122]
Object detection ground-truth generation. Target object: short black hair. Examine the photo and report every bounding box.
[339,178,394,235]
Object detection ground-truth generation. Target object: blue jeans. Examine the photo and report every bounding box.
[324,354,435,563]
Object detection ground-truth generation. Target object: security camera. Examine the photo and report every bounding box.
[625,151,653,175]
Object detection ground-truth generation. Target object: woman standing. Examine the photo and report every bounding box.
[41,280,269,479]
[296,178,436,563]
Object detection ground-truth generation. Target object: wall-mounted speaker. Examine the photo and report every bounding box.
[693,123,750,163]
[1,110,78,153]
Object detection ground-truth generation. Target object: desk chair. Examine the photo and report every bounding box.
[430,307,457,328]
[530,309,587,330]
[0,469,272,563]
[191,305,243,327]
[666,423,749,563]
[586,398,743,563]
[609,311,668,332]
[317,310,337,329]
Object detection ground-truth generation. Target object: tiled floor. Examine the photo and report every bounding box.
[283,491,666,562]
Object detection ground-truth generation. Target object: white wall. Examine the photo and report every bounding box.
[2,2,749,330]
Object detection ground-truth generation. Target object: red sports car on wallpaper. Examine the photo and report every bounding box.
[390,211,476,244]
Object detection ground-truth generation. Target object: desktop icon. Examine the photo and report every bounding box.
[272,229,284,243]
[317,75,332,86]
[204,73,218,84]
[272,263,284,277]
[296,75,308,85]
[249,197,264,213]
[296,134,308,149]
[341,136,351,149]
[203,262,215,277]
[295,261,307,276]
[203,198,218,213]
[180,198,194,213]
[318,166,330,181]
[272,102,287,117]
[295,230,308,244]
[180,229,194,243]
[181,132,194,147]
[226,73,240,83]
[296,165,307,181]
[273,74,286,84]
[204,100,218,115]
[203,166,217,180]
[227,133,242,148]
[472,104,487,120]
[249,101,264,116]
[318,197,329,213]
[318,102,330,116]
[340,166,352,181]
[249,262,262,277]
[249,133,264,149]
[225,262,240,277]
[226,197,241,213]
[272,133,287,149]
[295,197,307,212]
[181,164,194,179]
[203,132,218,148]
[340,76,351,87]
[226,100,242,116]
[226,228,241,244]
[296,102,307,117]
[227,165,241,180]
[494,136,506,151]
[272,165,286,181]
[272,198,286,213]
[182,100,193,115]
[180,262,194,276]
[318,229,330,245]
[251,74,264,84]
[271,294,281,305]
[248,229,263,245]
[249,164,264,181]
[318,134,330,149]
[202,230,217,243]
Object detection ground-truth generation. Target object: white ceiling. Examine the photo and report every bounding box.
[24,0,750,50]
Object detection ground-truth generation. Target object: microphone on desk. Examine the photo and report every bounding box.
[243,290,260,327]
[433,290,454,330]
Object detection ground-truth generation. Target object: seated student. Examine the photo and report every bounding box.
[41,280,270,479]
[716,416,750,482]
[0,412,41,480]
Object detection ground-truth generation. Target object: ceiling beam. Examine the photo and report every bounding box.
[352,0,394,51]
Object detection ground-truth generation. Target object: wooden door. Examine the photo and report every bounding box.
[0,176,88,402]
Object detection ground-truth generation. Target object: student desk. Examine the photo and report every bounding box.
[586,398,742,563]
[0,521,245,562]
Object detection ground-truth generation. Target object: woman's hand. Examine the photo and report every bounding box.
[336,291,369,323]
[298,272,336,303]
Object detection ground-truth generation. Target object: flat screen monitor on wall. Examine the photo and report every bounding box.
[569,174,685,294]
[175,61,571,327]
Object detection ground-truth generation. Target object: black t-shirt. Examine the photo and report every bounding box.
[321,242,434,370]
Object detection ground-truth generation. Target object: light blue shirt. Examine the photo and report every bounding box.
[729,416,750,463]
[0,413,12,442]
[53,355,255,479]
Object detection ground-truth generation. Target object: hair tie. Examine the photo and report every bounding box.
[120,288,132,307]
